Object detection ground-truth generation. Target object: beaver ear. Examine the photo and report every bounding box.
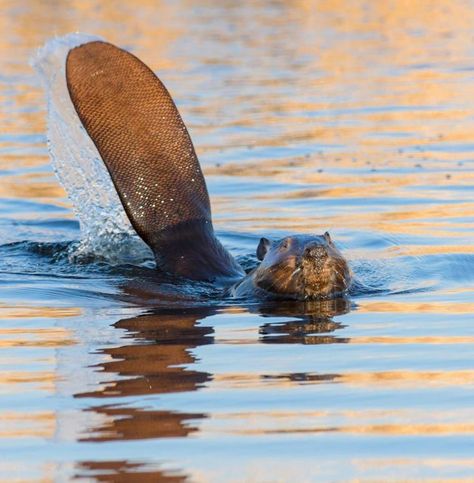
[323,231,332,243]
[257,237,271,261]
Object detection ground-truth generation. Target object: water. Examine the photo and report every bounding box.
[1,1,473,480]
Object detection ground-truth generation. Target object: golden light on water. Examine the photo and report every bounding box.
[359,301,474,314]
[0,305,81,319]
[0,411,56,439]
[0,327,76,347]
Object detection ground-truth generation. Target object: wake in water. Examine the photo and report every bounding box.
[32,33,153,265]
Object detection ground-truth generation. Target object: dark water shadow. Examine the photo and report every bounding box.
[75,460,186,482]
[73,306,213,480]
[257,299,350,345]
[75,290,350,432]
[75,305,216,442]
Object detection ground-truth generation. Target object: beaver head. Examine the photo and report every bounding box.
[251,233,351,300]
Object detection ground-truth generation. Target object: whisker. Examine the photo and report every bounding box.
[290,267,302,277]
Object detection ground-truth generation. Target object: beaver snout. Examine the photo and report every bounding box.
[303,243,328,260]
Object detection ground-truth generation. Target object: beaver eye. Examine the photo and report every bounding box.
[280,239,289,250]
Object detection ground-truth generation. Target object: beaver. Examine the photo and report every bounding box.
[60,38,351,300]
[231,234,351,300]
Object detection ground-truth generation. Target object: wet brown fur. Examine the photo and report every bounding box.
[233,234,351,300]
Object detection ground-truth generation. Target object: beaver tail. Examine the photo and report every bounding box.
[66,40,242,281]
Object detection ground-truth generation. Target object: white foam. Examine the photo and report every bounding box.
[32,33,153,264]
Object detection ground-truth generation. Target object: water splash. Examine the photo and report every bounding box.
[32,33,153,265]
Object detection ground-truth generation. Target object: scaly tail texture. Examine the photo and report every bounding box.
[66,41,243,281]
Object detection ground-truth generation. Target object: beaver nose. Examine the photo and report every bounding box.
[303,243,328,260]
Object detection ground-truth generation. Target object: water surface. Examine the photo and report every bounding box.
[1,1,473,481]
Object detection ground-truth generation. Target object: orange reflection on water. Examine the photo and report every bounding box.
[204,404,474,437]
[0,370,57,393]
[231,422,474,437]
[0,411,55,439]
[0,307,78,400]
[210,368,474,391]
[359,300,474,314]
[338,370,474,388]
[395,244,474,256]
[350,335,474,344]
[0,327,76,348]
[0,304,80,319]
[0,175,66,201]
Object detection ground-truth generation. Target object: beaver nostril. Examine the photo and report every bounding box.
[304,245,327,259]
